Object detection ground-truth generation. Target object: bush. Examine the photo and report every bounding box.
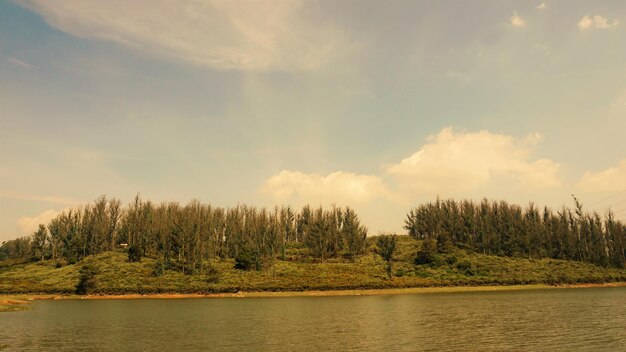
[127,244,141,262]
[436,233,454,253]
[152,261,166,277]
[205,265,220,284]
[445,254,458,265]
[415,239,437,265]
[76,264,99,294]
[234,250,256,271]
[456,260,477,276]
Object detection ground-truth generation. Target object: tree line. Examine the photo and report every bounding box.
[2,195,625,271]
[405,197,626,268]
[0,195,368,273]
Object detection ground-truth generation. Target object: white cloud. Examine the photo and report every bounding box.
[17,209,61,234]
[578,15,619,31]
[7,57,33,69]
[19,0,352,71]
[577,160,626,192]
[537,3,546,10]
[384,128,561,194]
[261,170,391,205]
[510,13,527,28]
[262,128,562,207]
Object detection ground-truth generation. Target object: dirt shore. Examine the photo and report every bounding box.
[2,282,625,311]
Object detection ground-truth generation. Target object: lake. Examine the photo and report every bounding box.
[1,287,625,351]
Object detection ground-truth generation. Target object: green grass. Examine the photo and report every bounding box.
[1,236,625,295]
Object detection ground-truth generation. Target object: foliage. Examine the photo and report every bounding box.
[234,248,258,271]
[415,239,437,265]
[75,264,99,295]
[342,207,368,259]
[1,239,626,295]
[205,264,220,284]
[127,244,141,262]
[376,235,398,279]
[0,195,369,274]
[405,198,626,268]
[2,193,625,294]
[31,224,48,262]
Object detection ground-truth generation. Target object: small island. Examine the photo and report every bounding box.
[2,196,625,309]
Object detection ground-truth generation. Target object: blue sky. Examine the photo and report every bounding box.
[1,0,625,242]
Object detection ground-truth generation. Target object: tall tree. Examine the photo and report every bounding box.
[376,235,398,279]
[31,224,48,262]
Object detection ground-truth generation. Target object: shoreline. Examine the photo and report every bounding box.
[2,282,626,309]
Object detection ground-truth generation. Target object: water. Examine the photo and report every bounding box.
[1,287,625,351]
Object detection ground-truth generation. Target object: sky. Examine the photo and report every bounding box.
[1,0,625,243]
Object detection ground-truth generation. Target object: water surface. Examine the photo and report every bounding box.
[1,287,625,351]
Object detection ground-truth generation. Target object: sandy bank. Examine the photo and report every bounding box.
[2,282,625,308]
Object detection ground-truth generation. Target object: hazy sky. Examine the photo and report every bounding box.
[1,0,625,242]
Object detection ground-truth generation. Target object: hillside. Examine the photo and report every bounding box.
[2,236,625,295]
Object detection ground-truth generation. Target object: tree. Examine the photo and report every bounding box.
[31,224,48,262]
[76,263,99,294]
[304,208,333,261]
[376,235,397,279]
[342,207,368,259]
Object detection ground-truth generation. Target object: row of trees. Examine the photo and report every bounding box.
[0,196,369,272]
[404,197,626,268]
[3,195,624,270]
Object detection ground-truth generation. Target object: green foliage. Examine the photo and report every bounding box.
[376,235,398,279]
[343,208,368,259]
[127,244,141,262]
[234,248,258,271]
[31,224,48,262]
[76,264,99,295]
[415,239,437,265]
[2,193,625,293]
[0,237,31,261]
[1,239,626,295]
[205,264,220,284]
[152,261,167,277]
[376,235,397,262]
[405,198,626,268]
[436,233,454,254]
[455,259,477,276]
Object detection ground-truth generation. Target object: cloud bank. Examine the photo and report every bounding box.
[261,170,391,205]
[19,0,351,70]
[577,160,626,193]
[262,128,562,207]
[17,209,61,234]
[385,128,560,194]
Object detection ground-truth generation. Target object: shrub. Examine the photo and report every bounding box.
[76,264,99,294]
[205,265,220,284]
[436,233,454,253]
[456,259,477,276]
[376,235,398,279]
[152,261,166,277]
[415,239,437,265]
[445,254,458,265]
[127,244,141,262]
[234,250,256,271]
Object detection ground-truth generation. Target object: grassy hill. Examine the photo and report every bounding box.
[2,236,625,295]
